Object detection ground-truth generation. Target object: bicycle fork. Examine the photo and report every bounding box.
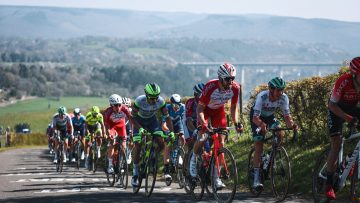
[338,141,360,190]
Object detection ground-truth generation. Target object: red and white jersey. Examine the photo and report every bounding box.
[330,73,360,107]
[199,79,240,109]
[103,105,131,128]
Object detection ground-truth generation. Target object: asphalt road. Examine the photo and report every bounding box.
[0,147,309,203]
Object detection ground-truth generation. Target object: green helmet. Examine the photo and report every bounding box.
[58,106,66,115]
[144,83,161,97]
[91,106,100,114]
[268,77,286,89]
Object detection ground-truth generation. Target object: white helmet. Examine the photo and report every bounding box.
[122,97,131,106]
[218,63,236,79]
[109,94,122,105]
[170,94,181,104]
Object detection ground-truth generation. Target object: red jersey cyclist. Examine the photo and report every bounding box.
[189,63,243,189]
[103,94,141,174]
[325,57,360,200]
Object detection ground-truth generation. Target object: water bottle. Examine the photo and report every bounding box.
[262,153,270,170]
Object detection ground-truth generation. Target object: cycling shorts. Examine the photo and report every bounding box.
[198,106,227,131]
[173,121,184,134]
[327,105,360,137]
[133,114,161,135]
[250,107,279,141]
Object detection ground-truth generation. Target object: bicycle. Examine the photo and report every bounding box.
[312,124,360,202]
[247,127,296,202]
[54,130,65,173]
[166,133,186,188]
[105,135,129,189]
[88,133,101,173]
[70,130,82,170]
[190,127,238,203]
[133,130,172,197]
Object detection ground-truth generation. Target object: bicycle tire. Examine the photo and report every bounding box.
[350,154,359,202]
[56,150,61,172]
[190,153,205,201]
[312,147,330,203]
[133,148,145,194]
[59,143,64,173]
[183,150,192,194]
[270,146,291,201]
[92,145,98,173]
[176,147,186,189]
[76,142,81,170]
[118,148,129,189]
[106,156,116,187]
[211,147,238,203]
[247,147,263,197]
[145,150,158,197]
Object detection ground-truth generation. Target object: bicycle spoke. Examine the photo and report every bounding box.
[212,147,237,203]
[271,146,291,201]
[312,148,330,202]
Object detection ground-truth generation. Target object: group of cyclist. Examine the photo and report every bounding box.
[45,56,360,201]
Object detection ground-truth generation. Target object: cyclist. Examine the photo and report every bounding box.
[103,94,141,173]
[185,83,204,146]
[46,123,54,154]
[250,77,298,191]
[71,108,86,162]
[325,57,360,200]
[52,106,73,164]
[131,83,175,187]
[122,97,134,164]
[189,63,243,189]
[84,106,106,169]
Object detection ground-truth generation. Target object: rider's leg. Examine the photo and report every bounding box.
[253,141,264,189]
[53,138,59,163]
[325,134,341,200]
[96,131,102,158]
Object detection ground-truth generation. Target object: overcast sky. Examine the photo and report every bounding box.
[1,0,359,22]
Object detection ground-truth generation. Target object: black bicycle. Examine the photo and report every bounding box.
[247,127,296,202]
[55,130,65,173]
[166,133,186,188]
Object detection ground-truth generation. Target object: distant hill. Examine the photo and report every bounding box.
[0,6,360,55]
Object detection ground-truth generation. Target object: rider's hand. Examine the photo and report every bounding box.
[260,123,267,135]
[168,131,175,142]
[235,122,243,133]
[133,134,141,143]
[138,127,145,135]
[349,117,359,128]
[292,123,299,131]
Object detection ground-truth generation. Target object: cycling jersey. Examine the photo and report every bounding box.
[165,103,186,134]
[133,95,166,118]
[199,79,240,109]
[52,113,72,131]
[85,112,104,126]
[252,90,290,117]
[72,115,86,136]
[330,73,360,107]
[103,105,131,137]
[185,98,197,122]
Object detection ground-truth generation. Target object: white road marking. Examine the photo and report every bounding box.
[2,171,89,176]
[11,178,107,183]
[34,187,126,194]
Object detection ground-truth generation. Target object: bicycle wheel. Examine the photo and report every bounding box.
[56,150,61,172]
[176,147,186,189]
[59,144,64,173]
[312,147,330,202]
[183,150,192,194]
[133,149,145,194]
[247,147,263,197]
[190,153,205,201]
[270,146,291,201]
[211,147,237,203]
[76,143,81,170]
[145,150,158,197]
[350,157,359,202]
[118,148,129,189]
[92,146,98,173]
[106,156,116,187]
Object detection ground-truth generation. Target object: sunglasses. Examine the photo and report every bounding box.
[92,113,98,117]
[224,77,235,82]
[113,104,121,107]
[172,103,180,108]
[147,97,158,101]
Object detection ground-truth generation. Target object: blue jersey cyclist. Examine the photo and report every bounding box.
[250,77,298,191]
[165,94,186,146]
[131,83,175,187]
[71,108,86,162]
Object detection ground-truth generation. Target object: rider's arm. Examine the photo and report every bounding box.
[162,106,174,132]
[329,101,353,122]
[230,102,239,125]
[196,103,206,127]
[284,114,296,128]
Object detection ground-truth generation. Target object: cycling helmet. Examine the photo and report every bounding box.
[73,108,81,115]
[91,106,100,114]
[268,77,286,89]
[193,83,205,95]
[144,83,161,98]
[218,63,236,79]
[58,106,66,115]
[122,97,131,106]
[109,94,122,105]
[170,94,181,104]
[350,57,360,75]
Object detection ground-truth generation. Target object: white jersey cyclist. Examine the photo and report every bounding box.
[252,90,291,117]
[133,95,166,118]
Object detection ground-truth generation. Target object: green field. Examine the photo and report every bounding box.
[0,97,109,133]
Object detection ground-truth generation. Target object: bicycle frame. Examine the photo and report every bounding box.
[337,131,360,190]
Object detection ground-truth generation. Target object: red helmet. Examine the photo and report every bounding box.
[217,63,236,79]
[350,57,360,75]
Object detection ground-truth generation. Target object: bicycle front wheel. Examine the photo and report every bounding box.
[270,146,291,201]
[118,148,129,189]
[76,143,81,170]
[350,157,359,202]
[145,150,158,197]
[312,147,330,202]
[190,153,205,201]
[176,147,186,189]
[211,147,238,203]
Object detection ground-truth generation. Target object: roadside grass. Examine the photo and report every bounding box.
[0,97,108,133]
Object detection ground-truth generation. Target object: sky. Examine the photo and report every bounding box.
[0,0,360,22]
